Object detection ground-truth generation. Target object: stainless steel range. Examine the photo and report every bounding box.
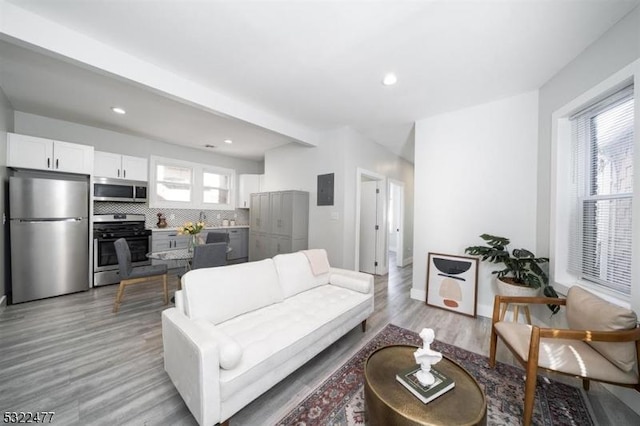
[93,214,151,286]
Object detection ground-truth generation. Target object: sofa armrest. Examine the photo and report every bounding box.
[162,308,221,426]
[329,267,373,294]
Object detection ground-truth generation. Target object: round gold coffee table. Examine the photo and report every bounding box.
[364,345,487,425]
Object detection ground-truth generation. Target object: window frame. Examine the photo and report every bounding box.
[550,60,639,306]
[201,165,234,209]
[570,89,634,295]
[149,155,236,210]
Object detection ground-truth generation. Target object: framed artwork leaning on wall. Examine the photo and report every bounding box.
[426,252,478,318]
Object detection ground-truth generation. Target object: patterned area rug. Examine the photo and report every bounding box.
[277,324,594,426]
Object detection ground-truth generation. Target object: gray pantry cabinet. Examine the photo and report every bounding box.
[249,190,309,261]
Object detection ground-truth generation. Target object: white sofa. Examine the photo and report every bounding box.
[161,249,374,426]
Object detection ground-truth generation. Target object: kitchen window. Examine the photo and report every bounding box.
[149,156,235,210]
[568,84,634,296]
[203,169,231,205]
[156,163,193,203]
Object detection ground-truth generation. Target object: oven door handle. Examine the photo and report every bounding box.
[95,236,150,243]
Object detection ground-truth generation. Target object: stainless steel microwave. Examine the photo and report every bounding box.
[93,177,148,202]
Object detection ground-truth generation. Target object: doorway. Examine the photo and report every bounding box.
[387,180,405,268]
[356,168,386,275]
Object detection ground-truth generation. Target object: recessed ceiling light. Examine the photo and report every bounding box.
[111,106,126,114]
[224,139,233,144]
[382,73,397,86]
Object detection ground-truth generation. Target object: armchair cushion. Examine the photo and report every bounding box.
[566,286,638,372]
[495,322,638,384]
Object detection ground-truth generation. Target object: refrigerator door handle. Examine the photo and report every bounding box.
[17,218,84,223]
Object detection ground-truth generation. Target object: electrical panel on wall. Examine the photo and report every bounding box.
[317,173,334,206]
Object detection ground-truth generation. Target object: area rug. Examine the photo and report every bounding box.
[277,323,594,426]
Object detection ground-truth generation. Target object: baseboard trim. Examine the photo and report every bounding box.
[410,288,425,301]
[0,295,7,311]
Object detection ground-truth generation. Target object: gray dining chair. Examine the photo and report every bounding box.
[191,242,228,269]
[113,237,169,313]
[206,231,229,244]
[176,242,228,287]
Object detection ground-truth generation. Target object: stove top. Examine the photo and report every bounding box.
[93,214,150,238]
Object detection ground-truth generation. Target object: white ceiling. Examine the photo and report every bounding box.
[1,0,638,163]
[0,40,293,161]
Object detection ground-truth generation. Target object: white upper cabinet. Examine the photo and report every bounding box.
[94,151,148,181]
[238,174,263,208]
[7,133,93,175]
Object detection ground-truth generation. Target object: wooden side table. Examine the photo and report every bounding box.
[364,345,486,426]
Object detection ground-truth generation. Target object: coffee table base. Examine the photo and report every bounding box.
[364,345,486,426]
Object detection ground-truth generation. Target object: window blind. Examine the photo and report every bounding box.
[569,85,634,295]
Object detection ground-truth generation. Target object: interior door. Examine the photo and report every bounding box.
[359,180,379,274]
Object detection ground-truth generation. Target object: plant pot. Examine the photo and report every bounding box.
[496,277,539,305]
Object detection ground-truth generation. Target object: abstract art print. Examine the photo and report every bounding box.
[426,253,479,317]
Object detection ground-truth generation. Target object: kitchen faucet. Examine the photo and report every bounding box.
[199,211,206,223]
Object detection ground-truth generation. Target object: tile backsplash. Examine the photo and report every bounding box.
[94,202,250,229]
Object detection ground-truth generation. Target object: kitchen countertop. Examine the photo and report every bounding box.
[151,225,249,232]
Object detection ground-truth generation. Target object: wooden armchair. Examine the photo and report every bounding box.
[489,286,640,426]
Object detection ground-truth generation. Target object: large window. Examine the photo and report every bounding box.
[569,85,634,295]
[150,156,235,210]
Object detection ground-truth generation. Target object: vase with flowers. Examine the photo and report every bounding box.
[178,221,205,253]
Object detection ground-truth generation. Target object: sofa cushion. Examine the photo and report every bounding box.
[182,259,283,324]
[330,268,372,294]
[193,319,243,369]
[216,284,372,400]
[273,252,330,298]
[566,286,638,372]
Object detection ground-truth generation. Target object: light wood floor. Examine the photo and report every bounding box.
[1,260,639,425]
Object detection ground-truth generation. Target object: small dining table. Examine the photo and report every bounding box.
[147,245,233,272]
[147,248,194,264]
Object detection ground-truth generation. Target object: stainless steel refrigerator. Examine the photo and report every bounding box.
[9,170,90,303]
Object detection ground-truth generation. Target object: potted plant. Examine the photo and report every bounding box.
[465,234,559,313]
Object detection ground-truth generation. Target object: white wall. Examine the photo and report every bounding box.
[537,6,640,260]
[264,126,414,270]
[13,112,263,174]
[341,127,414,270]
[263,128,347,267]
[536,7,640,413]
[413,90,539,317]
[0,86,14,305]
